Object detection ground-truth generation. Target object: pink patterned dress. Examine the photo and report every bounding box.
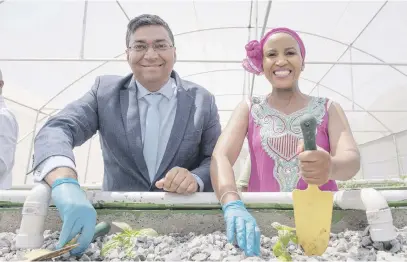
[246,95,338,192]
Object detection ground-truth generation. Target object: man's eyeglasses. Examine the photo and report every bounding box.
[128,42,173,53]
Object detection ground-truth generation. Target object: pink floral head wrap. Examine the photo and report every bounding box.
[242,27,306,75]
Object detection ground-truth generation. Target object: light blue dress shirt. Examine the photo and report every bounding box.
[34,77,204,191]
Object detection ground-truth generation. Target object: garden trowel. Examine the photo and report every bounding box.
[292,114,334,256]
[23,221,111,261]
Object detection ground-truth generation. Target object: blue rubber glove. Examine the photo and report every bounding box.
[222,200,261,257]
[51,178,97,256]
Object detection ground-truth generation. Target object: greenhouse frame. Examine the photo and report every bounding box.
[0,0,406,188]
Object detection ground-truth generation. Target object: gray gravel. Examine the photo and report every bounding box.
[0,226,406,261]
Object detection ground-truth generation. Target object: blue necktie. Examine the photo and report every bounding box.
[143,93,162,182]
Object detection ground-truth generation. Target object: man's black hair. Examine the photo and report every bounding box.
[126,14,175,47]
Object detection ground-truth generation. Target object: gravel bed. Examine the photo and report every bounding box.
[0,226,406,261]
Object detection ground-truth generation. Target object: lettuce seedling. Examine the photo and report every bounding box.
[271,222,298,261]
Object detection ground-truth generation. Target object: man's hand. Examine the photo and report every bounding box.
[155,167,198,194]
[297,140,332,185]
[51,178,97,255]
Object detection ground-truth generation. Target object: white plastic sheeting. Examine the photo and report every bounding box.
[0,0,406,187]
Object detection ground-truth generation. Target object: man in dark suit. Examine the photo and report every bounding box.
[31,14,221,255]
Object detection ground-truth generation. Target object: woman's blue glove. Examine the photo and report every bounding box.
[222,200,261,256]
[51,178,97,256]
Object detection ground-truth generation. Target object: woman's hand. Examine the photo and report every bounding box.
[222,200,261,256]
[297,140,332,185]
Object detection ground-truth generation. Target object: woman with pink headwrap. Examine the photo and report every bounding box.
[210,28,361,257]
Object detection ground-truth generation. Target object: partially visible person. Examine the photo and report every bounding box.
[236,154,250,192]
[0,69,19,190]
[210,27,360,256]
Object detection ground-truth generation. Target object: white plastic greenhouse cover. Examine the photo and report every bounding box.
[1,0,406,188]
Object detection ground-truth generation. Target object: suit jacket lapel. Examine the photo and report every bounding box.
[155,78,193,181]
[119,75,150,183]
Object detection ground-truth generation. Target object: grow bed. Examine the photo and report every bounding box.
[0,225,406,261]
[0,204,407,261]
[0,185,406,261]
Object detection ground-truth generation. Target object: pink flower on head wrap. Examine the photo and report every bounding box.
[246,40,262,60]
[242,40,264,75]
[242,27,306,75]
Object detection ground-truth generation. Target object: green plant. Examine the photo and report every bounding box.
[271,222,298,262]
[101,228,158,258]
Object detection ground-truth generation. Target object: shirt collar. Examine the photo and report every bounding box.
[129,77,177,100]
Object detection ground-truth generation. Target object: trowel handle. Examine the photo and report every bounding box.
[300,114,317,151]
[66,221,111,246]
[92,221,111,242]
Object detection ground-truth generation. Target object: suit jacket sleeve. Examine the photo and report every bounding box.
[32,77,101,172]
[190,94,221,192]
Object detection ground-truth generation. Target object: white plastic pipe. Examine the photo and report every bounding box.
[6,186,404,249]
[91,191,294,205]
[14,181,52,249]
[10,177,407,190]
[334,188,398,242]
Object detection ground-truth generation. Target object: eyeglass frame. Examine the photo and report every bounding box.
[127,40,174,53]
